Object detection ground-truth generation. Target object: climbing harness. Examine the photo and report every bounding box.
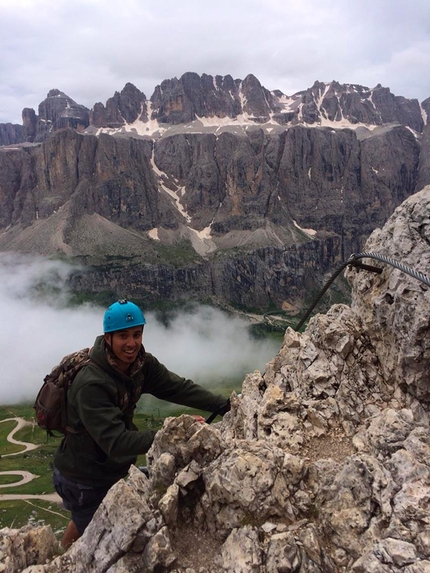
[294,251,430,332]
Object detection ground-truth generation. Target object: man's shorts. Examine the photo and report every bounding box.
[53,468,110,535]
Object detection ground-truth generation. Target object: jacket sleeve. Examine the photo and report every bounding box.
[142,354,228,413]
[72,378,156,458]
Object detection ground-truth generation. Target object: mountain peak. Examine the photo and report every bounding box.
[46,88,69,98]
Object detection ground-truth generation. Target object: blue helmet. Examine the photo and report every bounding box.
[103,300,146,333]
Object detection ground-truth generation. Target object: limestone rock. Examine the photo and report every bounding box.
[90,83,147,128]
[0,122,425,311]
[346,186,430,402]
[0,525,58,572]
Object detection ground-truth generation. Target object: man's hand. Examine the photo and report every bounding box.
[217,399,231,416]
[204,398,232,424]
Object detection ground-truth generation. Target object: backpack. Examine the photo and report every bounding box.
[33,348,92,435]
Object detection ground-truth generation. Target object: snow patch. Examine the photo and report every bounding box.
[187,224,217,256]
[316,84,330,119]
[239,89,248,113]
[150,150,191,222]
[420,103,428,126]
[275,94,296,109]
[147,228,160,241]
[293,220,317,237]
[318,115,378,131]
[405,126,420,139]
[194,225,212,240]
[369,89,383,121]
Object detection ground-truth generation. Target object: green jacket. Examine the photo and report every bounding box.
[54,335,227,487]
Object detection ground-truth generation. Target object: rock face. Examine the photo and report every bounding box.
[0,74,428,310]
[346,190,430,403]
[8,187,430,573]
[0,119,425,309]
[0,122,24,146]
[90,82,148,128]
[149,72,278,124]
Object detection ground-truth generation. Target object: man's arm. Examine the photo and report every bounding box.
[142,353,230,414]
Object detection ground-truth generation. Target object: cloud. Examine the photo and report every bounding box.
[1,0,429,124]
[0,252,280,405]
[144,304,279,385]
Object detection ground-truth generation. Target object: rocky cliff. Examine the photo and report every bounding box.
[3,186,430,572]
[0,73,429,311]
[0,119,426,310]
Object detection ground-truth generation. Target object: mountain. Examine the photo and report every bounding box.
[2,74,430,144]
[5,186,430,572]
[0,74,429,312]
[0,89,90,145]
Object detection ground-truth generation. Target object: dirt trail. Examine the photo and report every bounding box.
[1,417,39,457]
[0,493,61,502]
[0,417,61,503]
[0,470,39,487]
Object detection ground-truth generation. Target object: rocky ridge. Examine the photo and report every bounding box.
[0,73,429,311]
[3,186,429,572]
[2,74,430,145]
[0,121,426,310]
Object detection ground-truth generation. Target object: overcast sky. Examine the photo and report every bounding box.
[1,0,430,124]
[0,253,280,405]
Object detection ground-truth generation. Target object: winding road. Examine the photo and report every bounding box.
[0,417,61,503]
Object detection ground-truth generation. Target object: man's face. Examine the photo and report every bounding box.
[105,326,143,371]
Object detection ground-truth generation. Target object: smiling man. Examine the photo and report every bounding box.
[52,300,230,549]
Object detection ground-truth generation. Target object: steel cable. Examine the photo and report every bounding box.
[294,251,430,332]
[348,252,430,287]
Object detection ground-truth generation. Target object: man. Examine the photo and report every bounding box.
[53,299,230,549]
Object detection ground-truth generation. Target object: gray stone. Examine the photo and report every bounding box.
[0,525,58,572]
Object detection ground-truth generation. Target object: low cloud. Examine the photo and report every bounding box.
[145,304,280,386]
[0,253,280,405]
